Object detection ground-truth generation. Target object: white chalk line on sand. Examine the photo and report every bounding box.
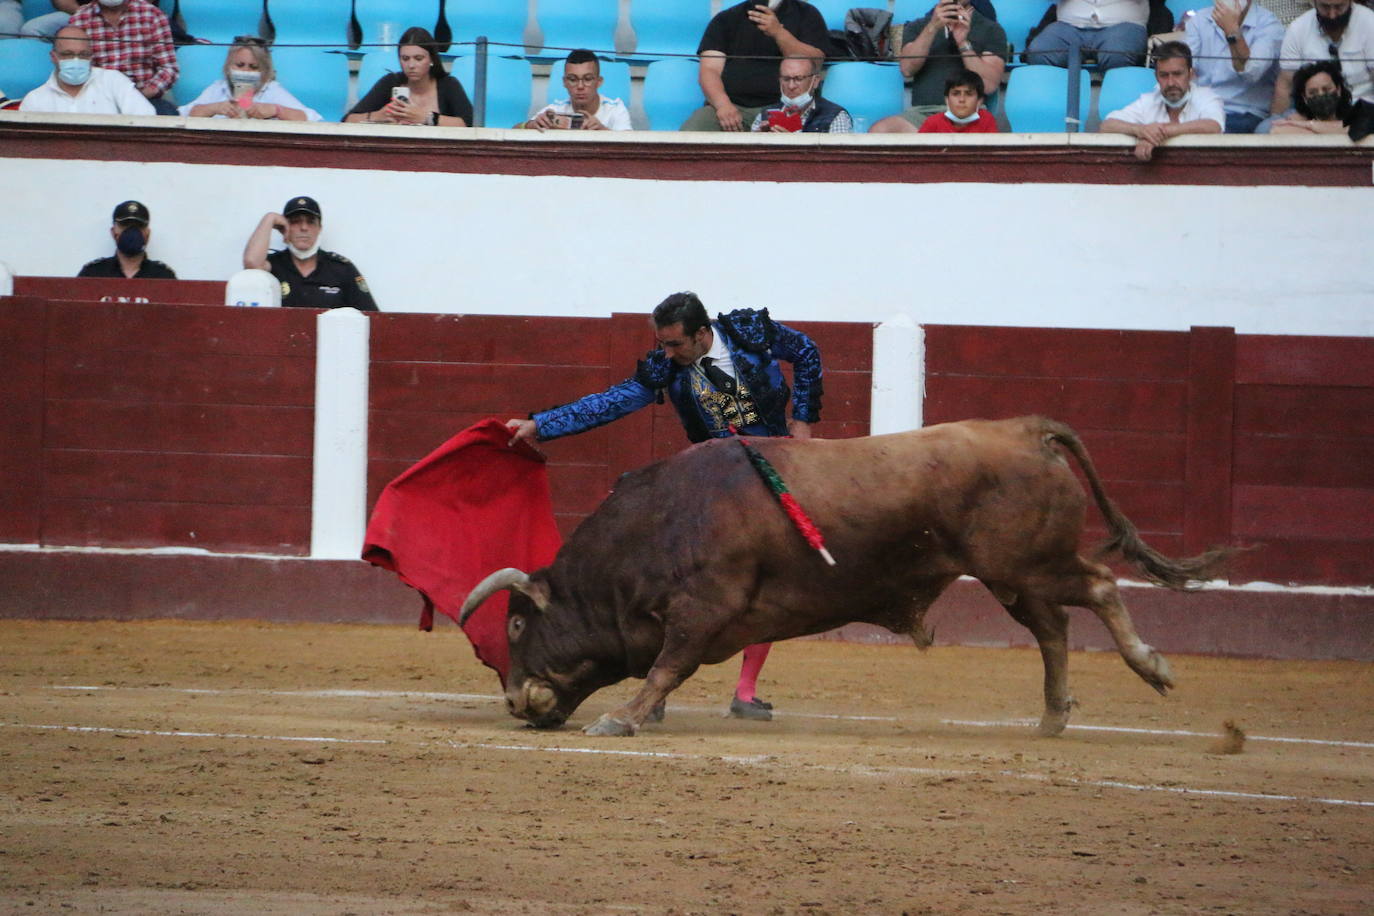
[941,719,1374,750]
[5,718,1370,810]
[44,685,900,723]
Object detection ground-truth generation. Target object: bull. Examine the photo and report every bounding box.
[460,416,1230,738]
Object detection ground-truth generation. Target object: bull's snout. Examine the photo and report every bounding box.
[506,679,566,729]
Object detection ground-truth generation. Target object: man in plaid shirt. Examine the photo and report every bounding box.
[69,0,178,114]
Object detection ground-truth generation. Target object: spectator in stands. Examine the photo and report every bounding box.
[1270,58,1355,132]
[180,36,321,122]
[1099,40,1224,160]
[77,200,176,279]
[1269,0,1374,120]
[1024,0,1169,72]
[522,48,632,131]
[870,0,1006,133]
[918,69,998,132]
[243,196,378,311]
[749,55,852,132]
[345,27,472,127]
[682,0,831,131]
[1185,0,1284,134]
[68,0,177,115]
[19,25,155,115]
[19,0,89,39]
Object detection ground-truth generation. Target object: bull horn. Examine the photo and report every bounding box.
[459,568,530,626]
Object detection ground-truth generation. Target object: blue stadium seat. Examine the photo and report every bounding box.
[546,58,631,108]
[177,0,265,44]
[172,43,229,107]
[625,0,710,62]
[1003,64,1090,132]
[353,0,441,50]
[268,45,351,120]
[1165,0,1199,29]
[642,57,703,130]
[531,0,620,59]
[1096,65,1157,124]
[355,49,399,101]
[265,0,355,50]
[0,38,52,98]
[20,0,53,19]
[447,0,529,56]
[820,61,904,132]
[990,2,1055,59]
[809,0,856,31]
[451,53,533,127]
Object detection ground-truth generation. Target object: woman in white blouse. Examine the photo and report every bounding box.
[180,37,320,122]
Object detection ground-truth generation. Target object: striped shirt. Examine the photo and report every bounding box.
[69,0,178,98]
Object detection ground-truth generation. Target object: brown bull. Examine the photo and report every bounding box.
[461,416,1230,738]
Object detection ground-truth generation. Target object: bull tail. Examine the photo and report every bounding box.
[1042,419,1233,590]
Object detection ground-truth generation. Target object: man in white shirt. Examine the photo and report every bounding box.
[1100,40,1224,160]
[19,25,155,116]
[523,49,632,131]
[1270,0,1374,115]
[1185,0,1284,133]
[1025,0,1150,71]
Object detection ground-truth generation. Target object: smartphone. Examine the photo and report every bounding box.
[391,86,410,104]
[552,112,585,129]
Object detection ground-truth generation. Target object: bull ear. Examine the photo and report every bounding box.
[459,568,548,625]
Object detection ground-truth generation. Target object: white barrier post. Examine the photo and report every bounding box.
[0,260,13,297]
[224,268,282,308]
[311,308,371,559]
[870,314,924,435]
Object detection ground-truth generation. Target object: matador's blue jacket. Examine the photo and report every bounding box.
[533,308,823,443]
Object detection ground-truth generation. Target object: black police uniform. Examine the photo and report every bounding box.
[266,249,378,311]
[77,255,178,279]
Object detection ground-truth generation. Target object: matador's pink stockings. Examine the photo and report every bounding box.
[734,642,772,702]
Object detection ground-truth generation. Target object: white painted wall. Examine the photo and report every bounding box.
[3,138,1371,337]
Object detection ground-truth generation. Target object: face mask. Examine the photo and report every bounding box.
[944,107,981,125]
[1307,92,1340,119]
[1162,88,1192,110]
[57,58,91,86]
[289,242,320,260]
[781,90,812,111]
[1317,8,1353,31]
[97,0,124,7]
[116,225,146,257]
[229,70,262,90]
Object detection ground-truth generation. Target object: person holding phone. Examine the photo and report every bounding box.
[682,0,831,131]
[869,0,1007,133]
[180,36,321,122]
[522,48,632,130]
[242,196,378,311]
[749,55,852,132]
[345,26,472,126]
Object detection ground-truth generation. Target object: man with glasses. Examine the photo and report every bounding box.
[750,56,851,131]
[523,48,631,131]
[870,0,1006,133]
[1270,0,1374,118]
[19,24,154,115]
[506,292,824,722]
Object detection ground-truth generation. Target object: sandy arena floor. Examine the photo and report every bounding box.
[1,619,1371,915]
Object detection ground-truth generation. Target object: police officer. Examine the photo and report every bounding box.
[78,200,178,279]
[242,196,378,311]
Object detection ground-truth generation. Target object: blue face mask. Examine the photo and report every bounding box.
[58,58,92,86]
[116,225,147,257]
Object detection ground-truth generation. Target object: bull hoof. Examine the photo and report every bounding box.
[1132,645,1175,696]
[1037,698,1075,737]
[583,714,638,737]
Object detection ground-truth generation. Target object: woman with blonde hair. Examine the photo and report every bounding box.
[180,36,321,121]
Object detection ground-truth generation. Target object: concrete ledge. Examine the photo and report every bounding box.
[3,549,1370,660]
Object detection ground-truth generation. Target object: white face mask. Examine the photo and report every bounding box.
[229,69,262,89]
[97,0,124,8]
[1162,89,1192,110]
[781,90,812,110]
[944,107,981,124]
[289,242,320,260]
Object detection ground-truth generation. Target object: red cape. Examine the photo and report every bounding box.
[361,419,562,685]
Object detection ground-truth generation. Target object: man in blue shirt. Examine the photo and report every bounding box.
[1184,0,1284,133]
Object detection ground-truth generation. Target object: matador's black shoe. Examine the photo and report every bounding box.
[727,696,774,720]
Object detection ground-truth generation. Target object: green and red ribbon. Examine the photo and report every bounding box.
[737,437,836,566]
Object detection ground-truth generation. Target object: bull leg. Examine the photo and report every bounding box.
[994,589,1075,737]
[1034,560,1175,697]
[583,662,697,737]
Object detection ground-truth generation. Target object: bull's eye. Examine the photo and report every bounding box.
[507,615,525,641]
